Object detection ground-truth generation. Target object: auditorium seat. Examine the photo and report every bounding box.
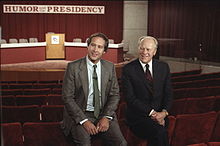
[170,98,187,115]
[168,116,176,144]
[32,83,61,89]
[207,142,220,146]
[117,102,127,120]
[171,111,217,146]
[9,83,33,89]
[16,95,47,106]
[23,88,51,95]
[183,96,216,114]
[187,143,207,146]
[173,78,220,89]
[210,111,220,142]
[171,69,202,78]
[213,95,220,111]
[38,80,61,84]
[118,119,147,146]
[172,72,220,83]
[41,105,64,122]
[23,122,73,146]
[50,88,62,95]
[0,83,9,89]
[19,38,28,43]
[1,105,41,123]
[9,38,18,43]
[46,94,63,105]
[1,95,16,106]
[1,122,24,146]
[1,89,23,96]
[174,86,220,99]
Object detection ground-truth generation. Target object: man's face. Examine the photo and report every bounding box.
[87,36,106,64]
[138,38,157,64]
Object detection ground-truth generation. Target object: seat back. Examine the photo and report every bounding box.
[23,122,72,146]
[2,105,40,123]
[1,122,24,146]
[41,105,64,122]
[171,112,217,146]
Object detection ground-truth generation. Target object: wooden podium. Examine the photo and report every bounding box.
[46,33,65,59]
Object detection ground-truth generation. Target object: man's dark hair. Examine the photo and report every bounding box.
[87,32,109,52]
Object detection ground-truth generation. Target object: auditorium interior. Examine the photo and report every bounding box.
[1,1,220,146]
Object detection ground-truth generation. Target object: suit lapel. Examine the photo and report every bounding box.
[100,60,108,105]
[152,59,159,91]
[134,59,154,95]
[79,58,89,98]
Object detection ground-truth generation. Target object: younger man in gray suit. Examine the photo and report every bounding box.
[61,32,127,146]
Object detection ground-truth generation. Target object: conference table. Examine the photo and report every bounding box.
[1,42,124,64]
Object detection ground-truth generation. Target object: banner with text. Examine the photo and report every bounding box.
[3,4,105,14]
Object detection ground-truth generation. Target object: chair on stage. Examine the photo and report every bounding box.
[109,39,114,44]
[73,38,82,42]
[1,39,7,44]
[9,38,18,43]
[19,38,28,43]
[29,38,38,43]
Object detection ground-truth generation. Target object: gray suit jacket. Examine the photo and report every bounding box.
[61,57,120,136]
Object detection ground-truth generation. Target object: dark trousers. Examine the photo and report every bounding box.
[129,117,169,146]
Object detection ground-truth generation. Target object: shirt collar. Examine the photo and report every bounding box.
[139,59,153,70]
[86,55,101,68]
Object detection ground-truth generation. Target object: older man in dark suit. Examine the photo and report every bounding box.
[61,32,127,146]
[122,36,173,146]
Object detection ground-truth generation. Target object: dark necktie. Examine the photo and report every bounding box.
[145,64,153,93]
[93,65,100,118]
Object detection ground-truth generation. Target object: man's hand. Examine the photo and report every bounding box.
[151,111,166,126]
[82,120,99,135]
[96,117,110,132]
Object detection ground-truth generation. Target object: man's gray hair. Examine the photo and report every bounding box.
[138,36,158,49]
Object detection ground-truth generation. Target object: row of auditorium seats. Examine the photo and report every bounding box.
[1,38,38,44]
[173,78,220,89]
[173,86,220,99]
[0,38,116,44]
[1,111,220,146]
[1,105,63,123]
[171,71,220,82]
[170,95,220,115]
[1,82,62,89]
[187,142,220,146]
[1,88,62,96]
[2,94,63,106]
[2,94,220,123]
[171,69,202,77]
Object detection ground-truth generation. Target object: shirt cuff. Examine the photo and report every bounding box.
[79,119,88,125]
[149,109,155,116]
[105,116,113,120]
[162,109,169,116]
